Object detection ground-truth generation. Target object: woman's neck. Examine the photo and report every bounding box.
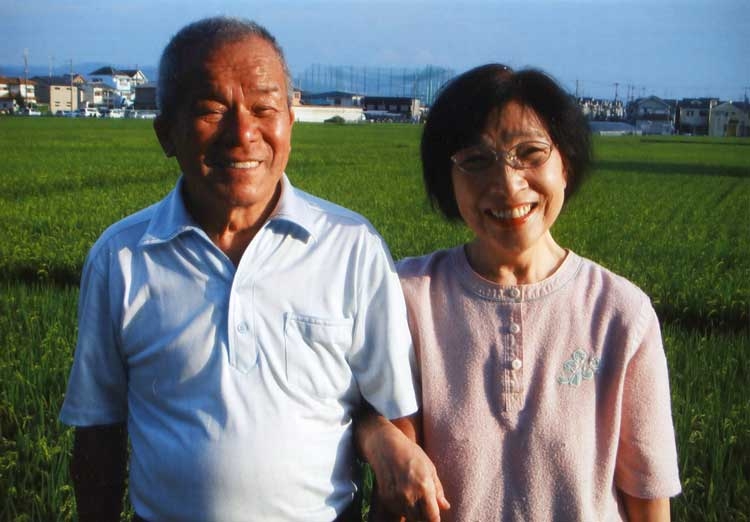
[465,234,567,286]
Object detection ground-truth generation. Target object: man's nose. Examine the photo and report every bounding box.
[223,107,258,146]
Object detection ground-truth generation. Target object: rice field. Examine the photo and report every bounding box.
[0,117,748,521]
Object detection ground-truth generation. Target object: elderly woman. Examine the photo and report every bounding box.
[388,64,682,521]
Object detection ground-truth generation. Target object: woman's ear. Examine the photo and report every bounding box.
[153,116,175,157]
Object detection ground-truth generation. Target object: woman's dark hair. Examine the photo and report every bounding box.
[421,64,592,220]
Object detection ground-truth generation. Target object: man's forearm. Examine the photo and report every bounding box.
[355,405,448,522]
[71,423,128,522]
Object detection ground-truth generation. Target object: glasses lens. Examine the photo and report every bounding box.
[512,141,552,168]
[453,146,496,172]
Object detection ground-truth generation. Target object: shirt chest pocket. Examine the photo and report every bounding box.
[283,313,354,398]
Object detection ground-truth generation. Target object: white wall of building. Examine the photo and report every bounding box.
[293,105,364,123]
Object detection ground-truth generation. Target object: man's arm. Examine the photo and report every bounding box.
[355,405,449,522]
[70,423,128,522]
[620,491,671,522]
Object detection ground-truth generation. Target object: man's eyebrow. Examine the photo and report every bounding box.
[252,84,283,95]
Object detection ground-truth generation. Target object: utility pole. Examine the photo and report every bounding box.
[69,59,74,113]
[23,48,29,109]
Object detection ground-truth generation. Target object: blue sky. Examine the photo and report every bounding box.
[2,0,748,100]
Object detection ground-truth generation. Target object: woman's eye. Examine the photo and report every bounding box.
[462,153,494,169]
[516,143,548,160]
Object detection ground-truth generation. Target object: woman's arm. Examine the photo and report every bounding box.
[619,491,670,521]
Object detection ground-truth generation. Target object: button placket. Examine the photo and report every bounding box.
[507,309,523,392]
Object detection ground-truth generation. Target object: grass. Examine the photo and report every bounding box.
[0,118,748,520]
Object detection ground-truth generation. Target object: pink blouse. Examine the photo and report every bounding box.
[397,247,681,521]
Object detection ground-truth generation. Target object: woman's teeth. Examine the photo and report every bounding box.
[490,204,532,220]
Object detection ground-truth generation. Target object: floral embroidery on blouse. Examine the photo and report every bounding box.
[557,349,600,386]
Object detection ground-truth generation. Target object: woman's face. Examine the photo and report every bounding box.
[451,100,567,262]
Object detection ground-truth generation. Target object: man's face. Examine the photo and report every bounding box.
[156,36,294,219]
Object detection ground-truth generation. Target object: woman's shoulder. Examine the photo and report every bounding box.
[396,246,460,281]
[572,252,652,311]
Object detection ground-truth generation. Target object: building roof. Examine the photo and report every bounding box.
[714,101,750,113]
[0,77,37,85]
[306,90,362,98]
[89,66,144,78]
[89,66,119,76]
[31,75,76,86]
[363,95,416,103]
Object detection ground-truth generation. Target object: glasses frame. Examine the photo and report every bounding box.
[451,140,555,174]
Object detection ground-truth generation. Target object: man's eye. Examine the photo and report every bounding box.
[254,105,279,117]
[194,103,226,120]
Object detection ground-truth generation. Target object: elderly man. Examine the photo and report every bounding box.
[60,16,443,522]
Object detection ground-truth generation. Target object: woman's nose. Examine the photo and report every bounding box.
[489,162,528,194]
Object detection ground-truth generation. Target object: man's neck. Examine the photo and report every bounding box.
[183,183,282,266]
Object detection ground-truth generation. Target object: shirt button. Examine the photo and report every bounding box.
[236,322,248,334]
[508,287,521,299]
[509,323,520,334]
[511,358,523,370]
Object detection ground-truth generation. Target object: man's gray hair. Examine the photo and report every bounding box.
[157,16,293,118]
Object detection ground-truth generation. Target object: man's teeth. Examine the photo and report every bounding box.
[490,204,532,220]
[228,161,260,168]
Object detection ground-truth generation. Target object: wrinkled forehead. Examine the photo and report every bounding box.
[186,36,281,77]
[175,36,287,99]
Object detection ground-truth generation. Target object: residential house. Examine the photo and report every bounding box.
[362,95,421,122]
[32,76,80,114]
[709,101,750,137]
[1,77,37,107]
[629,96,675,135]
[134,83,158,110]
[677,98,718,135]
[0,77,10,99]
[81,82,118,107]
[88,66,149,103]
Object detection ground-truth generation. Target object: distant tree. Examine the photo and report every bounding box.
[324,115,346,124]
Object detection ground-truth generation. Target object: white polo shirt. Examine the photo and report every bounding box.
[60,175,418,522]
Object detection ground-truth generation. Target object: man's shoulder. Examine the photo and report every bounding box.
[293,186,378,235]
[88,202,160,257]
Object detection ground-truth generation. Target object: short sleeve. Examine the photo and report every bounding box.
[615,299,682,498]
[59,249,128,426]
[347,235,418,420]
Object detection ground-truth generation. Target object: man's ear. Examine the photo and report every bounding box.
[154,116,175,157]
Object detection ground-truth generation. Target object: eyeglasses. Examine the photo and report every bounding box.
[451,141,554,174]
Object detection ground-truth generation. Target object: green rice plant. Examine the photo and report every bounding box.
[0,119,748,520]
[665,324,750,521]
[0,283,78,521]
